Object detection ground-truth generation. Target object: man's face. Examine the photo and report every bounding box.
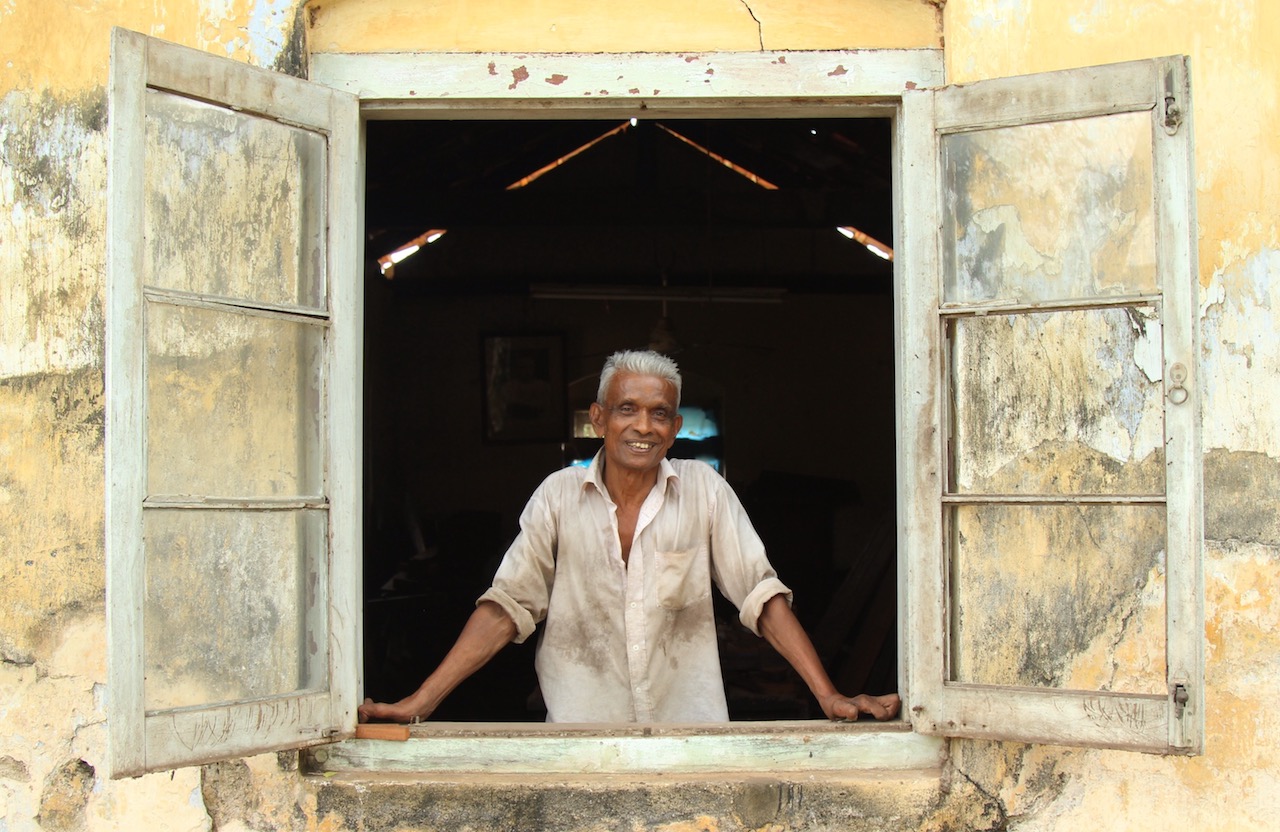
[589,371,683,477]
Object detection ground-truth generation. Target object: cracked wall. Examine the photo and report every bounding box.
[304,0,942,54]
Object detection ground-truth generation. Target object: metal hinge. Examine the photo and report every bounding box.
[1172,683,1190,719]
[1163,68,1183,135]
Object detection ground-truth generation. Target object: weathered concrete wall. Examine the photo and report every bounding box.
[2,0,1276,829]
[933,1,1280,829]
[0,2,309,828]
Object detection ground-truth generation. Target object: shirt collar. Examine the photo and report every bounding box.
[583,450,680,495]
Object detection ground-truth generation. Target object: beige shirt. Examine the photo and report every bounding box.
[478,453,792,722]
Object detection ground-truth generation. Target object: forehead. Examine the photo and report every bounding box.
[604,372,678,405]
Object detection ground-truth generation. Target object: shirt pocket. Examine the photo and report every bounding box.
[654,546,711,610]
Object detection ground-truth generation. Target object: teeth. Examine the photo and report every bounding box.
[627,442,654,450]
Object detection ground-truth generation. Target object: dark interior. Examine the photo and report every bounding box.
[361,117,899,720]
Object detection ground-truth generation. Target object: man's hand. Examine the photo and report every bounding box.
[357,601,517,724]
[756,595,902,724]
[818,692,901,722]
[357,693,432,724]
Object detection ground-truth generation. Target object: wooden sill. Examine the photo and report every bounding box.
[309,720,945,777]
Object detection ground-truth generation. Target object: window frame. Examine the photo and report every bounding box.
[311,48,945,776]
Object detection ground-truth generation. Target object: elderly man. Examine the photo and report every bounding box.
[360,350,900,724]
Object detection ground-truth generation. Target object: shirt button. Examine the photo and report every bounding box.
[632,644,640,651]
[629,602,637,608]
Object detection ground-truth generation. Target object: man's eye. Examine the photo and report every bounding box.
[618,405,636,415]
[652,410,669,422]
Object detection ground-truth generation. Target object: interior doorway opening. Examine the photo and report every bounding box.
[360,116,898,721]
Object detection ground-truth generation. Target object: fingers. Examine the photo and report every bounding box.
[826,696,859,721]
[357,696,425,724]
[357,697,388,723]
[823,694,865,721]
[826,692,903,721]
[876,693,903,720]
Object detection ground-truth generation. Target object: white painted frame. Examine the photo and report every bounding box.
[313,49,1200,770]
[105,29,362,777]
[312,49,942,109]
[311,48,950,776]
[901,57,1203,754]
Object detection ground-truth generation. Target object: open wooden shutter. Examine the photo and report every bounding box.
[901,56,1202,754]
[105,29,362,776]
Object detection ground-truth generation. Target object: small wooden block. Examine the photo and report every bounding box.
[355,723,411,741]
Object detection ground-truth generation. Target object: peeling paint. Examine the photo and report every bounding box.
[0,755,32,782]
[37,758,95,832]
[194,0,306,72]
[1200,248,1280,455]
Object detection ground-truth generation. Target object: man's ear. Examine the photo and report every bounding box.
[588,401,605,438]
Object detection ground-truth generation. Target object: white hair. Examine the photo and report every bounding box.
[597,350,682,408]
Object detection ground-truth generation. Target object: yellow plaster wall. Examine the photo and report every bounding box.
[0,2,312,828]
[943,0,1279,288]
[304,0,942,54]
[940,3,1280,831]
[0,0,302,95]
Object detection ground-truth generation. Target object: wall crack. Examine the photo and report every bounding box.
[738,0,765,49]
[957,768,1010,831]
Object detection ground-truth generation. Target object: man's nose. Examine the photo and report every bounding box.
[633,409,652,431]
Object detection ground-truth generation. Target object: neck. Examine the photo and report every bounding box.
[601,459,662,506]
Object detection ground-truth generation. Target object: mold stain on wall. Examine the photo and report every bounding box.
[0,86,109,663]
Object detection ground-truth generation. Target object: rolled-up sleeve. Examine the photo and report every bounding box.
[475,478,559,645]
[704,473,793,636]
[476,586,539,643]
[736,577,794,636]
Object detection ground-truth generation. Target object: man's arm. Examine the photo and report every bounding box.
[756,594,901,721]
[358,600,517,723]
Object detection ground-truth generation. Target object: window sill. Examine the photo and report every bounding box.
[308,720,944,778]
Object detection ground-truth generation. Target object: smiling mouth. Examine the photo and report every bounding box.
[625,441,656,451]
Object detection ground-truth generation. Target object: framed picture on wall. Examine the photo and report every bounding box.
[482,334,567,443]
